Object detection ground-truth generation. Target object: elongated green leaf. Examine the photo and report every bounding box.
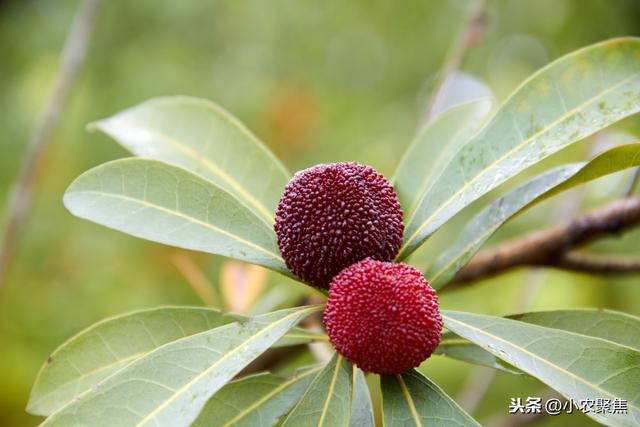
[63,158,289,274]
[42,305,322,427]
[282,354,353,427]
[428,143,640,288]
[27,307,323,416]
[192,366,321,427]
[277,328,328,348]
[90,96,289,224]
[393,99,492,214]
[443,310,640,427]
[437,309,640,375]
[434,334,522,375]
[381,369,479,427]
[399,37,640,259]
[27,307,240,416]
[350,367,374,427]
[510,309,640,351]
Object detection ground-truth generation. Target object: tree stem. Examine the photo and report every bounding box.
[0,0,106,289]
[446,197,640,288]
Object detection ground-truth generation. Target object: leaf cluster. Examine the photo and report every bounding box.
[29,38,640,426]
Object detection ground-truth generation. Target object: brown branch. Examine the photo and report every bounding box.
[554,251,640,274]
[447,197,640,287]
[0,0,105,288]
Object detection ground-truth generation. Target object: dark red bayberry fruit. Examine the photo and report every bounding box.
[274,162,403,289]
[324,258,442,374]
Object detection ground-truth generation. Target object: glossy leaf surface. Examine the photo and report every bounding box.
[64,158,289,274]
[381,369,479,426]
[399,38,640,259]
[443,310,640,426]
[27,306,324,417]
[192,367,321,427]
[428,143,640,288]
[90,96,289,224]
[282,354,354,427]
[393,99,492,216]
[41,306,322,427]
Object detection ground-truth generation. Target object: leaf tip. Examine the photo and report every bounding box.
[85,120,101,133]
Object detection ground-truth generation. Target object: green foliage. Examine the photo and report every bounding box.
[27,307,244,416]
[443,311,640,426]
[435,335,523,375]
[29,37,640,426]
[510,309,640,350]
[282,354,355,427]
[27,307,323,417]
[89,97,290,224]
[192,367,321,427]
[380,369,479,426]
[428,143,640,288]
[392,98,493,213]
[63,158,290,274]
[350,368,375,427]
[438,309,640,378]
[397,38,640,259]
[39,305,321,426]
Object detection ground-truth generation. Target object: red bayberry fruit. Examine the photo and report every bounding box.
[274,162,403,289]
[324,258,442,374]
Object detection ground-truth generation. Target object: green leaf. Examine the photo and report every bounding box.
[443,310,640,427]
[63,158,289,275]
[428,142,640,288]
[350,367,374,427]
[90,96,290,224]
[380,369,479,427]
[282,354,354,427]
[434,334,522,375]
[192,366,322,427]
[27,307,240,416]
[393,99,492,215]
[398,37,640,259]
[436,308,640,376]
[277,328,328,348]
[41,305,322,427]
[510,309,640,351]
[27,307,323,416]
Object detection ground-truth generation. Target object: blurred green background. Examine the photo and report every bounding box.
[1,0,639,425]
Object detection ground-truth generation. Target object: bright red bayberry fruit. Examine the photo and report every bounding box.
[324,258,442,374]
[274,162,403,289]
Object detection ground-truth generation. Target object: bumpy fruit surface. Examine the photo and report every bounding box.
[324,259,442,374]
[274,162,403,289]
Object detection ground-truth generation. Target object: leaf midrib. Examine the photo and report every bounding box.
[396,374,423,427]
[428,215,513,284]
[134,306,322,427]
[221,366,322,427]
[427,166,581,284]
[437,339,477,347]
[30,352,142,411]
[317,356,344,427]
[442,314,640,415]
[399,70,640,258]
[68,190,283,262]
[397,102,491,217]
[117,126,277,224]
[31,331,318,412]
[431,144,640,285]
